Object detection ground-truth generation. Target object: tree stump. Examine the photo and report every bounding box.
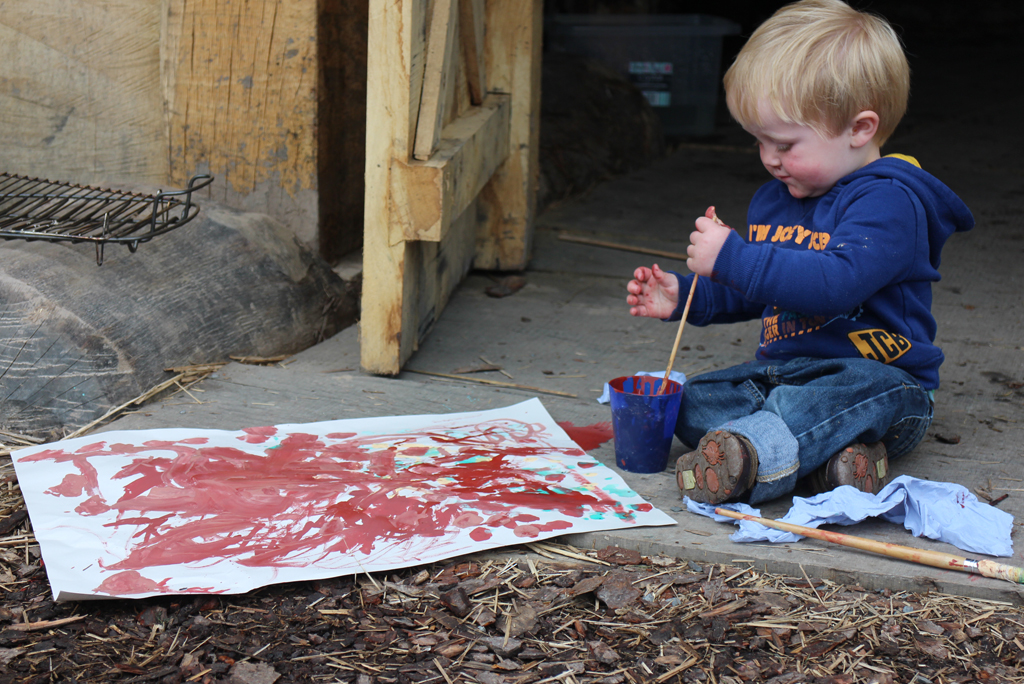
[0,203,358,440]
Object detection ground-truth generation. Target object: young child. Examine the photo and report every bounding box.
[625,0,974,505]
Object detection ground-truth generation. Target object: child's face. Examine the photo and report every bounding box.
[746,110,879,199]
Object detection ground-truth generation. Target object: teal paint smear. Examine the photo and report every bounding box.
[603,485,638,499]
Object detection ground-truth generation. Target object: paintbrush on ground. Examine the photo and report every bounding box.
[713,507,1024,584]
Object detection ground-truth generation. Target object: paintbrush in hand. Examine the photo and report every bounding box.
[658,207,725,394]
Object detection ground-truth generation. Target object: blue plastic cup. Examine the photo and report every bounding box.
[608,375,683,473]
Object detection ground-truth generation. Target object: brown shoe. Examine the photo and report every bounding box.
[676,430,757,504]
[809,442,890,495]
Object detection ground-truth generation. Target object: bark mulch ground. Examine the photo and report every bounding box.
[4,497,1024,684]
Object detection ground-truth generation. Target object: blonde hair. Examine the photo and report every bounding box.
[724,0,909,145]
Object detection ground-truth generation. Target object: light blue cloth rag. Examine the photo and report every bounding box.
[597,370,687,404]
[686,474,1014,557]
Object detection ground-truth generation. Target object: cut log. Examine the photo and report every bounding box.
[0,201,357,440]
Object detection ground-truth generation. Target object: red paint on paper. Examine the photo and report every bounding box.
[557,421,614,451]
[239,427,277,444]
[512,520,574,538]
[23,418,639,594]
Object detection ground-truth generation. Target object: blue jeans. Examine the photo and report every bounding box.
[676,357,934,504]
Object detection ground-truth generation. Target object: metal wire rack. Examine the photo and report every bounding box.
[0,173,214,264]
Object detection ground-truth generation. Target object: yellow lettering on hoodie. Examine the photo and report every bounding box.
[849,329,912,363]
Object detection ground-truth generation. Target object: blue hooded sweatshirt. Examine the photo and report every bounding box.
[671,155,974,390]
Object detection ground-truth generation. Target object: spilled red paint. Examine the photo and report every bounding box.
[22,418,640,594]
[557,421,614,452]
[95,570,172,595]
[94,570,218,596]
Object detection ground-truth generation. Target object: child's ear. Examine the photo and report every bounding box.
[850,111,880,148]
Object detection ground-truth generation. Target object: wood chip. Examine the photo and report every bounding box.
[5,615,86,632]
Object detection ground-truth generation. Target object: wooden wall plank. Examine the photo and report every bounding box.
[163,0,320,243]
[0,1,166,186]
[411,198,480,347]
[474,0,543,271]
[2,0,372,257]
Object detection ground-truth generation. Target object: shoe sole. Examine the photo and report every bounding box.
[828,443,889,494]
[676,430,752,504]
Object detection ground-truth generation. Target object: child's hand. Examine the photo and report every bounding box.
[687,206,733,277]
[626,264,679,318]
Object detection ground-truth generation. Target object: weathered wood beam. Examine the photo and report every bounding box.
[361,0,425,375]
[474,0,542,271]
[459,0,486,105]
[391,94,510,244]
[412,0,458,161]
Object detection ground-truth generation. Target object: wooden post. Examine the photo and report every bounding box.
[360,0,542,375]
[475,0,543,271]
[360,0,425,374]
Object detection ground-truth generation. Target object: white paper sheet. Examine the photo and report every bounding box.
[13,399,675,601]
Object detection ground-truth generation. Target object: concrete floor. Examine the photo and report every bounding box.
[102,39,1024,601]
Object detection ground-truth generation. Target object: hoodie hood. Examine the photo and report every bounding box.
[847,155,975,270]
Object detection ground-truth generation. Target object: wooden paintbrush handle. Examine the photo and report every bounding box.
[658,207,726,395]
[659,274,698,392]
[713,507,1024,584]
